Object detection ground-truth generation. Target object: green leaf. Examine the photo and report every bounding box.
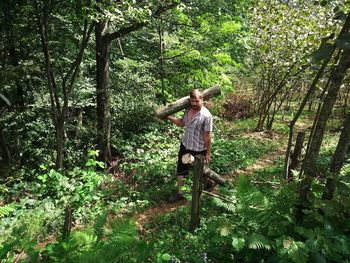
[220,226,230,236]
[0,93,11,107]
[161,253,172,261]
[232,236,245,251]
[247,233,271,250]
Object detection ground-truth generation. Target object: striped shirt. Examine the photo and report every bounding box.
[181,106,213,151]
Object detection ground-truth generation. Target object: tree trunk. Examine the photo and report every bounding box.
[93,2,179,164]
[62,206,72,240]
[0,122,11,163]
[288,131,305,181]
[323,111,350,199]
[158,20,166,105]
[283,59,332,179]
[35,0,93,170]
[330,112,350,174]
[267,92,286,130]
[189,155,204,232]
[342,85,350,116]
[5,0,24,110]
[156,85,221,119]
[302,49,350,177]
[55,118,65,170]
[95,21,111,163]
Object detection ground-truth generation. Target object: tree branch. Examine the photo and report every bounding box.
[105,1,179,43]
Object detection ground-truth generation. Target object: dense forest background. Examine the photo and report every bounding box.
[1,0,350,262]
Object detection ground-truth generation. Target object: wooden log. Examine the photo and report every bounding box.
[156,85,221,119]
[189,155,204,232]
[182,153,233,188]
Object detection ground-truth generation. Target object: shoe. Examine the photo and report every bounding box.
[168,192,185,202]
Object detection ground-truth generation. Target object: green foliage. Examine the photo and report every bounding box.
[93,209,108,243]
[40,217,150,263]
[247,233,272,251]
[36,152,106,209]
[210,92,254,121]
[0,203,16,219]
[110,58,157,135]
[143,155,350,263]
[211,137,274,174]
[116,123,181,201]
[0,225,39,262]
[155,0,250,98]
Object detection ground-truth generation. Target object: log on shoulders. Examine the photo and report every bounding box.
[156,85,221,119]
[182,153,233,188]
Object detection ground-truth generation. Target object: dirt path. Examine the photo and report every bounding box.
[230,145,285,178]
[134,131,286,227]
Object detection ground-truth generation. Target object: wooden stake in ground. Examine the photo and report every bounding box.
[189,155,204,232]
[156,85,221,119]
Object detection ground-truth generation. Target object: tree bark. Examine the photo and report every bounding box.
[190,155,204,232]
[302,49,350,177]
[35,0,93,170]
[95,20,112,163]
[330,112,350,173]
[62,206,72,240]
[323,111,350,200]
[287,131,305,181]
[5,0,25,110]
[95,2,179,164]
[0,122,11,163]
[300,51,350,203]
[156,85,221,119]
[158,19,166,105]
[285,21,349,179]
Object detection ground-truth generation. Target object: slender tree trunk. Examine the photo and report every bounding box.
[158,20,166,105]
[5,0,24,110]
[285,34,346,180]
[342,85,350,115]
[95,21,111,163]
[0,122,11,163]
[93,2,179,164]
[303,49,350,177]
[55,118,65,170]
[323,111,350,199]
[298,50,350,212]
[35,0,93,170]
[288,131,305,180]
[330,112,350,174]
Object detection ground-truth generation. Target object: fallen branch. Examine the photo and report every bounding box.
[202,190,236,204]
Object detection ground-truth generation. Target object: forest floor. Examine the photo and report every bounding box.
[134,130,287,229]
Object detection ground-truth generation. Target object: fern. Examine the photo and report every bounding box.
[93,209,108,242]
[76,218,151,263]
[211,197,236,212]
[247,233,272,251]
[0,203,16,218]
[210,190,237,212]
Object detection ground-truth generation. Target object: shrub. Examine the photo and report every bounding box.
[222,93,254,120]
